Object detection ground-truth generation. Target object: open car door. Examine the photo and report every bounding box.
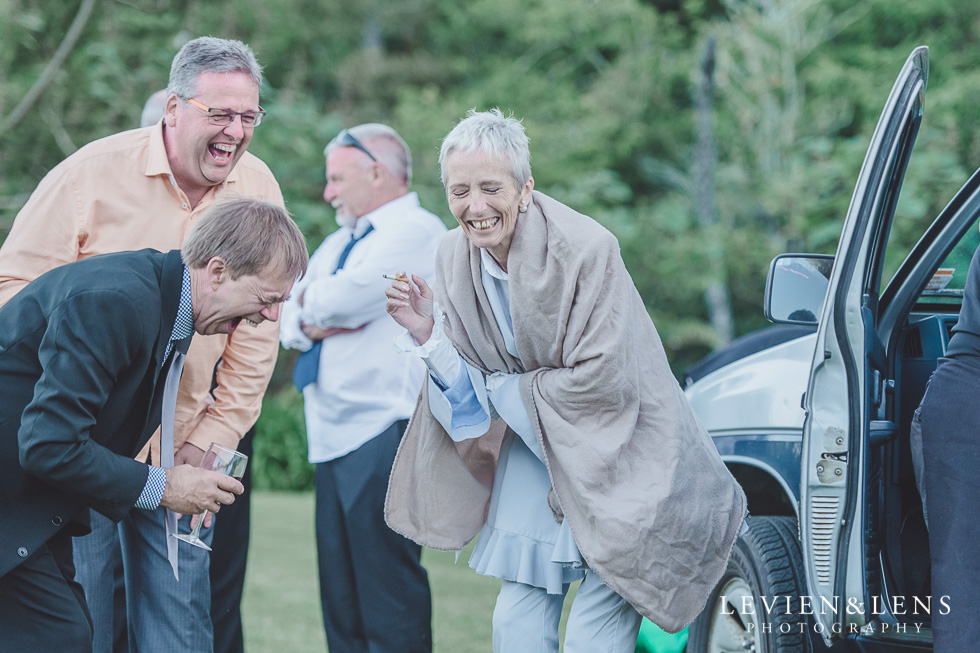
[800,46,927,644]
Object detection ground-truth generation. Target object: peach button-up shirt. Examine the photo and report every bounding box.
[0,121,284,464]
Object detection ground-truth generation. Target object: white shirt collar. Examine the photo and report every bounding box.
[346,192,422,238]
[480,248,508,280]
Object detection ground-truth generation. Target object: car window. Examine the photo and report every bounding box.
[916,217,980,305]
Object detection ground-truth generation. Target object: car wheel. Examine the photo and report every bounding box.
[687,516,808,653]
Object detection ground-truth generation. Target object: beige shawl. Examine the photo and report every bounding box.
[385,191,746,633]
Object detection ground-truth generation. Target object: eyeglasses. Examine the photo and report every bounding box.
[186,97,266,127]
[336,129,377,162]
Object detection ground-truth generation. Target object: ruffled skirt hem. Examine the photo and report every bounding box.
[469,521,586,595]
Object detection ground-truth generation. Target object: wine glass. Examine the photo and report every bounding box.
[172,442,247,551]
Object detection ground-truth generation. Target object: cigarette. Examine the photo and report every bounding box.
[383,274,409,282]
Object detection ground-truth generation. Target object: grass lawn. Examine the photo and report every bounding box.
[242,491,585,652]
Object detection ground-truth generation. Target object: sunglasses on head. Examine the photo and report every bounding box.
[336,129,377,162]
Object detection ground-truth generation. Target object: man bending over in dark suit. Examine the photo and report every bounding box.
[0,197,308,652]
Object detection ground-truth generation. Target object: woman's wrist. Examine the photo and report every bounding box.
[410,317,435,345]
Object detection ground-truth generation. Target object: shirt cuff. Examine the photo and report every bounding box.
[444,364,491,431]
[280,329,314,352]
[184,417,245,454]
[279,299,314,351]
[426,373,492,442]
[393,310,461,385]
[136,466,167,510]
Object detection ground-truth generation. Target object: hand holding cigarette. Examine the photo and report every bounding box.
[384,271,435,344]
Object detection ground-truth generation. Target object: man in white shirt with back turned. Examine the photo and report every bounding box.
[279,123,444,653]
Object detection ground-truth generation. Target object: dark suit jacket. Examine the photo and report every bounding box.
[0,249,185,577]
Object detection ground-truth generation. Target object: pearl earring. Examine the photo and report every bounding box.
[519,203,528,213]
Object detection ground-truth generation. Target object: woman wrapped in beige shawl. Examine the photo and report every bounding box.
[384,109,746,651]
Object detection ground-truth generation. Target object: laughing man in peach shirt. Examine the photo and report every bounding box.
[0,37,283,653]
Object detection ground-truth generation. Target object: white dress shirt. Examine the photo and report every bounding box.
[280,192,446,462]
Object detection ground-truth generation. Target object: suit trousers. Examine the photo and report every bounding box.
[491,572,642,653]
[73,506,214,653]
[71,510,128,652]
[74,430,252,653]
[314,419,432,653]
[209,425,254,653]
[0,529,93,652]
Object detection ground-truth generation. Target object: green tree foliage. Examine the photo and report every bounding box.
[4,0,980,487]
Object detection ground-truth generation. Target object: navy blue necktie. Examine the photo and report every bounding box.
[292,224,375,391]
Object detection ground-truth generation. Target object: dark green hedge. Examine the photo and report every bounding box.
[252,388,314,492]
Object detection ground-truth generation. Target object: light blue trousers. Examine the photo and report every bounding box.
[73,507,214,653]
[492,571,642,653]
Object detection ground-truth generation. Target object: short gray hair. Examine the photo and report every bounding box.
[438,108,531,189]
[167,37,263,100]
[182,197,308,281]
[140,89,167,127]
[325,123,413,185]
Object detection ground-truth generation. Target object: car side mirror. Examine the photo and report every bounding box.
[764,254,834,325]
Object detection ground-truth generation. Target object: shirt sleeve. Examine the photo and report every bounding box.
[395,317,492,440]
[135,466,167,509]
[280,237,331,351]
[393,313,541,459]
[17,291,152,518]
[392,310,460,384]
[300,225,438,330]
[0,163,83,307]
[180,176,286,452]
[181,319,280,452]
[279,275,314,351]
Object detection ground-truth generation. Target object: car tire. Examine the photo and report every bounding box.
[687,515,808,653]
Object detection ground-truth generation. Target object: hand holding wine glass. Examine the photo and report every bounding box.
[172,443,247,551]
